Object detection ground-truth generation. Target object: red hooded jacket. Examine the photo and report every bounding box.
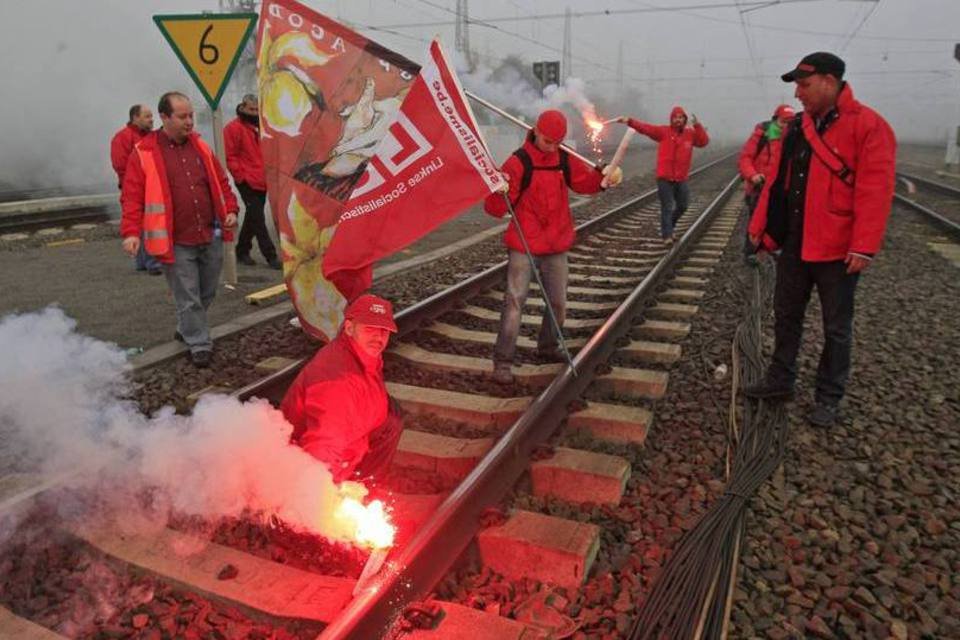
[110,124,148,188]
[626,107,709,182]
[738,122,785,196]
[748,83,896,262]
[484,136,604,255]
[223,116,266,191]
[120,131,237,263]
[280,332,389,481]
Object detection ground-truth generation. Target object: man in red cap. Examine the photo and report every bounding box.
[738,103,795,263]
[484,109,620,384]
[744,51,896,428]
[280,293,403,482]
[615,106,709,243]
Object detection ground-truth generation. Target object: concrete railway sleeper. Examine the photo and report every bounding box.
[0,159,742,638]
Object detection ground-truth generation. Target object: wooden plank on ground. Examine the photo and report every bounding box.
[244,284,287,306]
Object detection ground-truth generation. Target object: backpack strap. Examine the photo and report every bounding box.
[510,147,572,207]
[752,120,772,161]
[800,113,854,186]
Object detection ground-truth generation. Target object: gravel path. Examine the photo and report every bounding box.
[730,203,960,639]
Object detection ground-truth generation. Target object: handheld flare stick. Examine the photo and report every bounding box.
[464,90,601,170]
[601,127,635,188]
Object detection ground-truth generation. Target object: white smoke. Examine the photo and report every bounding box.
[0,307,364,543]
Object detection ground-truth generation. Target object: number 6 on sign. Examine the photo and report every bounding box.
[153,13,257,110]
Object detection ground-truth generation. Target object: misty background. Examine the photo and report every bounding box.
[1,0,958,192]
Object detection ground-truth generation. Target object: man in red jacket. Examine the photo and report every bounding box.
[484,110,619,384]
[120,92,239,368]
[111,104,160,274]
[744,52,896,427]
[738,103,795,263]
[615,106,709,243]
[281,294,403,483]
[223,94,280,270]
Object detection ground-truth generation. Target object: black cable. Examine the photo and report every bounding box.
[629,259,790,639]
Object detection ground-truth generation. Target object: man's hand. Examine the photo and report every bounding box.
[602,165,623,187]
[122,236,140,257]
[224,213,238,229]
[748,232,761,247]
[690,114,699,126]
[496,172,510,194]
[750,174,765,186]
[845,253,871,274]
[614,116,628,124]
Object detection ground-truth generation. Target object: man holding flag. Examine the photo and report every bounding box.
[485,110,622,385]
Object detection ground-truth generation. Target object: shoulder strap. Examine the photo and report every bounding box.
[559,149,571,187]
[800,113,854,186]
[512,147,534,206]
[753,121,771,160]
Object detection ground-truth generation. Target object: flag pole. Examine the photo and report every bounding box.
[500,193,577,375]
[465,90,600,171]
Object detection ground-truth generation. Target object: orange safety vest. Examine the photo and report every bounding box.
[135,138,230,257]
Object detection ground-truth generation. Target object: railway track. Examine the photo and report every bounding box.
[0,157,746,638]
[895,171,960,238]
[0,194,115,235]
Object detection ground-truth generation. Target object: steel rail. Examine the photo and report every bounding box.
[318,173,741,640]
[232,152,737,405]
[896,171,960,199]
[893,194,960,240]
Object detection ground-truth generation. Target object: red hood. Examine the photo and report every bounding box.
[670,106,688,129]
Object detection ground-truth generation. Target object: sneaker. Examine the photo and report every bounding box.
[663,235,674,246]
[148,267,163,276]
[267,257,283,270]
[190,350,212,368]
[174,331,185,343]
[491,362,514,385]
[237,254,256,266]
[807,402,839,428]
[742,378,794,400]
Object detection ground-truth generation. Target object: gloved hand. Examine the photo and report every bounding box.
[602,164,623,187]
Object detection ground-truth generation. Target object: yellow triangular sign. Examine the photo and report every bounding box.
[154,13,257,109]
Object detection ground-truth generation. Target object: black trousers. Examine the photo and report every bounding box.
[236,184,277,261]
[770,252,860,405]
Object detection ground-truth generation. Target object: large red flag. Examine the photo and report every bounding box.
[257,0,418,341]
[322,41,504,285]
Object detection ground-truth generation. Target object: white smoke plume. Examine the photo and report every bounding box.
[0,307,367,544]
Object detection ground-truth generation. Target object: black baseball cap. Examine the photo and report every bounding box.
[781,52,846,82]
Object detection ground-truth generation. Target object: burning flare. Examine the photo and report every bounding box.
[332,481,396,549]
[583,110,606,158]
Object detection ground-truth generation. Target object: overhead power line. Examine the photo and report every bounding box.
[376,0,955,44]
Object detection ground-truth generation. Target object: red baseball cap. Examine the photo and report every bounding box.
[344,294,397,332]
[774,104,795,119]
[536,109,567,141]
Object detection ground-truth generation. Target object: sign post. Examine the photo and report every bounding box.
[153,13,258,286]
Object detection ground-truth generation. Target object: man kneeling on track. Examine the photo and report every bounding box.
[280,294,403,483]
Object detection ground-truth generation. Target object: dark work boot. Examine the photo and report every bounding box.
[807,402,840,428]
[237,254,256,266]
[742,377,794,400]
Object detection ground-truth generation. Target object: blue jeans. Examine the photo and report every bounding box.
[656,179,690,239]
[162,240,223,353]
[134,232,161,271]
[493,250,568,364]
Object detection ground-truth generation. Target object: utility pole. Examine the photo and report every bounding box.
[948,43,960,170]
[616,41,624,102]
[455,0,474,71]
[562,7,572,83]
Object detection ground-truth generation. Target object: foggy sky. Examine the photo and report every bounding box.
[2,0,957,190]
